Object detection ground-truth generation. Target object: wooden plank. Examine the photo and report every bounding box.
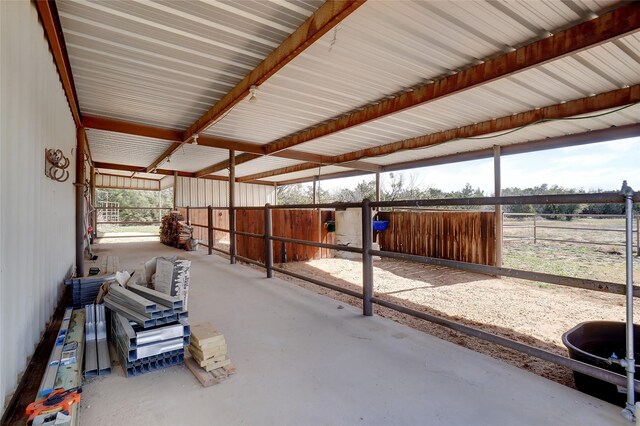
[204,358,232,372]
[190,323,225,347]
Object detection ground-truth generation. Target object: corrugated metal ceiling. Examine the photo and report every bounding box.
[57,0,322,129]
[60,0,640,182]
[259,165,354,183]
[203,0,622,144]
[363,103,640,167]
[87,128,173,167]
[159,143,236,173]
[95,169,162,180]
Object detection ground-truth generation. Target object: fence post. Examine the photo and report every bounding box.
[362,198,373,317]
[533,214,537,244]
[207,205,213,256]
[186,206,190,225]
[265,205,273,278]
[229,150,237,265]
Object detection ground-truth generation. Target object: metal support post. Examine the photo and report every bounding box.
[362,198,373,316]
[265,205,273,278]
[207,206,213,255]
[229,150,237,264]
[173,171,178,210]
[273,182,278,206]
[533,214,537,244]
[90,165,97,239]
[494,145,503,267]
[621,180,636,422]
[636,216,639,257]
[375,172,381,202]
[75,127,86,277]
[186,206,190,225]
[312,177,317,205]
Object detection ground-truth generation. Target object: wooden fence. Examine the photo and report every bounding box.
[178,207,229,245]
[177,207,495,266]
[178,207,334,262]
[377,211,496,266]
[237,209,335,263]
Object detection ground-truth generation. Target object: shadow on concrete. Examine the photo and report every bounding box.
[272,260,578,392]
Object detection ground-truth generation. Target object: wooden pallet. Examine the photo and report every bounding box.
[185,352,236,387]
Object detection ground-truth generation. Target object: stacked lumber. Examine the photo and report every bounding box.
[160,212,195,250]
[186,323,235,386]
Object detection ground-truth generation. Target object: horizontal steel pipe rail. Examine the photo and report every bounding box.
[272,266,363,299]
[212,246,230,256]
[269,202,362,210]
[371,192,640,208]
[236,230,265,239]
[269,235,364,254]
[236,255,265,267]
[370,249,638,297]
[97,221,160,225]
[370,296,640,393]
[233,206,264,211]
[534,238,626,247]
[190,222,207,228]
[96,206,170,210]
[211,226,229,233]
[534,225,629,233]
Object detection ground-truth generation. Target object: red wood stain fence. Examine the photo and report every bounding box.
[178,208,229,245]
[237,209,335,263]
[377,211,496,266]
[178,207,334,262]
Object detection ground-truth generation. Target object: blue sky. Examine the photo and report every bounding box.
[320,136,640,195]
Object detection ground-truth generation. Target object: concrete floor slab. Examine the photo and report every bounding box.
[81,242,625,426]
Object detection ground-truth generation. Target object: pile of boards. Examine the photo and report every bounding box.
[185,323,235,386]
[160,212,195,250]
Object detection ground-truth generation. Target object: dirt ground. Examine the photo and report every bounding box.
[267,256,638,388]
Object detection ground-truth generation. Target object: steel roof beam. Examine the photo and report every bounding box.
[92,162,275,186]
[235,84,640,182]
[83,115,350,172]
[234,2,640,170]
[150,0,366,176]
[277,169,373,186]
[182,0,366,142]
[35,0,82,127]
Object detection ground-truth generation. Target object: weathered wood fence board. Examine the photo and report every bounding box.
[178,207,334,262]
[237,210,335,263]
[178,208,229,245]
[378,211,496,266]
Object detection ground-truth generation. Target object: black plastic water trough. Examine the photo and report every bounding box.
[562,321,640,406]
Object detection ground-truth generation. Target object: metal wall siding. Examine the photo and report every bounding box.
[175,177,275,207]
[0,1,77,412]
